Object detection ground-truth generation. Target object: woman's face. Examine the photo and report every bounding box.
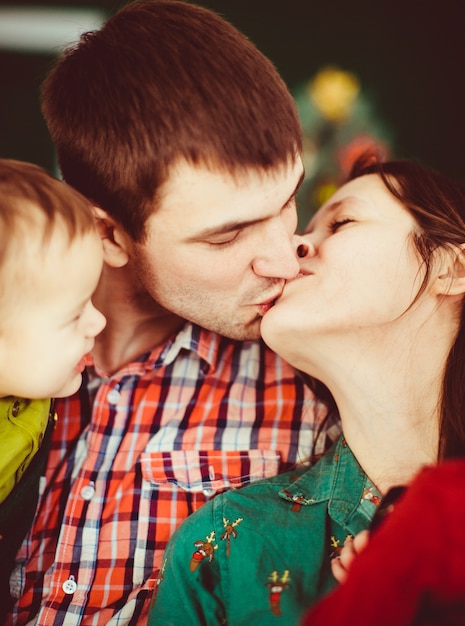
[261,174,427,361]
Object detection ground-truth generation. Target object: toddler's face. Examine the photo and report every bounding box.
[0,226,106,399]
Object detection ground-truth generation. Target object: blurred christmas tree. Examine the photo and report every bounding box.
[293,66,395,229]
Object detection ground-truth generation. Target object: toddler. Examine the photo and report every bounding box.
[0,159,106,619]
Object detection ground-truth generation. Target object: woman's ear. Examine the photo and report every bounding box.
[93,206,130,268]
[434,245,465,296]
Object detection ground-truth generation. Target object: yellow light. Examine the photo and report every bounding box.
[308,67,360,122]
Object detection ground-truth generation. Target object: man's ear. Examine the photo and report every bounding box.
[93,206,130,268]
[434,245,465,296]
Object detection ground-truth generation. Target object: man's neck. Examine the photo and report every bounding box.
[91,266,185,375]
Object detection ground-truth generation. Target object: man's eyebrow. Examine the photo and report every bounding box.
[293,170,305,199]
[194,170,306,240]
[193,218,262,239]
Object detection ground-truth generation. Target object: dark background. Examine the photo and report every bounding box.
[1,0,464,186]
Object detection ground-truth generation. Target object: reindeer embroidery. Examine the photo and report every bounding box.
[282,490,313,512]
[362,487,381,505]
[329,535,342,560]
[220,517,243,556]
[265,570,291,616]
[329,534,353,560]
[189,530,218,571]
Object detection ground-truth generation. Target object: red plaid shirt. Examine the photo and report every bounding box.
[8,324,340,625]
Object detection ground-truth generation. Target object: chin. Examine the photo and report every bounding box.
[260,315,287,354]
[235,321,262,342]
[54,373,83,399]
[207,314,262,342]
[260,309,275,340]
[222,327,261,342]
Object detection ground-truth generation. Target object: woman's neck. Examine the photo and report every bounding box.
[334,376,440,494]
[301,313,455,494]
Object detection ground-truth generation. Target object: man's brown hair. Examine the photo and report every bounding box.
[41,0,302,241]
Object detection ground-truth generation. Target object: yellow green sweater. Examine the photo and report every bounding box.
[0,396,51,503]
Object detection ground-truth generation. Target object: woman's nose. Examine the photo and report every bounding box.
[297,242,308,258]
[293,234,315,259]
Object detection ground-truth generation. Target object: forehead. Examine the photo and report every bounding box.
[3,218,99,286]
[323,174,390,207]
[314,174,405,221]
[155,158,304,226]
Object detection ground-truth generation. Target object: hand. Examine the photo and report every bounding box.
[330,530,370,584]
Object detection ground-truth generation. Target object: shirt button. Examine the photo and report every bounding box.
[202,488,216,497]
[80,483,95,500]
[107,389,121,404]
[62,576,77,594]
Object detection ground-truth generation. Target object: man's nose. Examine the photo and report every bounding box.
[252,225,301,279]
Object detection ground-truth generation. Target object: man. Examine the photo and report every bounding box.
[8,1,340,623]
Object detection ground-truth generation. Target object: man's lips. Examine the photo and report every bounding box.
[259,272,313,314]
[256,273,313,315]
[256,291,283,315]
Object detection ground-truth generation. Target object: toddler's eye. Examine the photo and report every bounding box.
[71,312,84,325]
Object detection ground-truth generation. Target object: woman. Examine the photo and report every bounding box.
[148,157,465,625]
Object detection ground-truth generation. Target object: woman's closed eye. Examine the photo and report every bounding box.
[328,217,355,233]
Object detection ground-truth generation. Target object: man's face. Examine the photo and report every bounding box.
[131,158,304,340]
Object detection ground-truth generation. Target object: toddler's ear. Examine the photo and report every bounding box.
[434,245,465,297]
[92,206,129,268]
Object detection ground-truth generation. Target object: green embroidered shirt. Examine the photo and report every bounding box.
[149,436,381,626]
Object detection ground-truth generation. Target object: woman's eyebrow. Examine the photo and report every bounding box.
[304,200,344,233]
